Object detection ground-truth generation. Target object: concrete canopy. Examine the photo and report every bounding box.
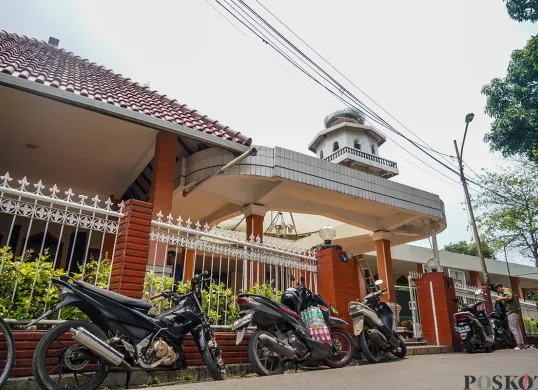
[172,146,446,254]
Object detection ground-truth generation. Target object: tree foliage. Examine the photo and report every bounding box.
[472,161,538,267]
[504,0,538,22]
[482,35,538,162]
[444,240,497,259]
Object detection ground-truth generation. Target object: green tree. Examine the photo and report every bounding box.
[504,0,538,22]
[472,161,538,267]
[482,35,538,162]
[444,240,497,259]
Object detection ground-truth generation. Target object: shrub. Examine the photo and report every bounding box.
[523,316,538,335]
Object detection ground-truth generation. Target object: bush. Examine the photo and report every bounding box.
[523,316,538,335]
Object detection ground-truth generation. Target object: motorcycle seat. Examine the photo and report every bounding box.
[76,280,153,310]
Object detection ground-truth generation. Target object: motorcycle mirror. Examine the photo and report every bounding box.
[289,275,296,282]
[374,280,384,286]
[474,288,483,295]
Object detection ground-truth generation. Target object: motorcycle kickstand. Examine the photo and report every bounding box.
[125,371,131,389]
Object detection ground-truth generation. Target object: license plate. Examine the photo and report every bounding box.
[456,325,470,333]
[232,312,253,331]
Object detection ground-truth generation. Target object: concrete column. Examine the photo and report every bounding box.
[109,200,152,298]
[373,231,396,303]
[244,204,267,289]
[468,271,482,288]
[148,131,177,265]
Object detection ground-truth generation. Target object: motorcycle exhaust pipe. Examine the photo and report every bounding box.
[366,329,388,346]
[71,327,131,370]
[258,334,295,358]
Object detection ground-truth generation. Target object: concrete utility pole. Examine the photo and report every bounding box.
[453,113,493,314]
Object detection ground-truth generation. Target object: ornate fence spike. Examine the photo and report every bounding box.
[195,220,201,231]
[78,194,88,206]
[203,223,210,233]
[65,188,77,202]
[49,184,60,199]
[167,213,174,224]
[118,201,125,214]
[18,176,30,191]
[104,197,114,210]
[0,172,12,187]
[185,218,192,229]
[177,216,183,226]
[34,180,45,195]
[155,211,164,223]
[91,195,101,208]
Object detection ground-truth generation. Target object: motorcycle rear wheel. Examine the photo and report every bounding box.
[357,329,382,363]
[248,330,286,376]
[0,317,15,389]
[33,320,109,390]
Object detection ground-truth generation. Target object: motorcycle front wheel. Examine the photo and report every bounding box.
[323,328,354,368]
[248,330,285,376]
[357,329,382,363]
[201,328,227,380]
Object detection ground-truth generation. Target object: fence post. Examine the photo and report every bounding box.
[416,272,460,349]
[109,199,153,298]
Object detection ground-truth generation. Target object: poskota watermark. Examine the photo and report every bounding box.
[465,374,537,390]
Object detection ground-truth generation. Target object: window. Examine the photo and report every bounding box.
[333,141,339,152]
[371,144,376,155]
[354,139,361,150]
[320,150,324,159]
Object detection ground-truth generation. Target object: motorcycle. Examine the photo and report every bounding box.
[452,289,495,353]
[232,275,354,376]
[348,280,407,363]
[0,316,15,388]
[488,301,516,350]
[28,272,226,390]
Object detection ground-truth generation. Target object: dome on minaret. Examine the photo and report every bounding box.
[324,109,365,128]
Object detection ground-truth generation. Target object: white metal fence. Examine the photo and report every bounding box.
[407,271,422,339]
[148,211,318,326]
[0,173,123,321]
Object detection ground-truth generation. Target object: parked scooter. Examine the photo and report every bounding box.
[488,301,516,350]
[452,289,495,353]
[348,280,407,363]
[28,272,226,390]
[232,275,354,376]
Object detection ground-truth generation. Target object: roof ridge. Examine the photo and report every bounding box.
[0,30,252,146]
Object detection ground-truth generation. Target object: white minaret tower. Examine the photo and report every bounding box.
[308,109,399,178]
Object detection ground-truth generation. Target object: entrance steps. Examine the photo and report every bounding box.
[406,345,453,355]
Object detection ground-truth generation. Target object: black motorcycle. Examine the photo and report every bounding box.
[232,275,354,376]
[489,301,516,350]
[348,280,407,363]
[452,293,495,353]
[28,272,226,390]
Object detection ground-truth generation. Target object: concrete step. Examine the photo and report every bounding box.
[405,341,429,347]
[406,345,453,355]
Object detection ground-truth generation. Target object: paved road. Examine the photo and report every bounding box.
[148,350,537,390]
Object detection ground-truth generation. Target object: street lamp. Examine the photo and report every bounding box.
[453,112,493,314]
[319,225,336,245]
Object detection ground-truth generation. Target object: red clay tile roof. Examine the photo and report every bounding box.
[0,31,251,146]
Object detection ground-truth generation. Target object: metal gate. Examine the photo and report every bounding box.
[408,271,422,339]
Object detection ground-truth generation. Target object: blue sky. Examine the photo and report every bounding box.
[1,0,536,262]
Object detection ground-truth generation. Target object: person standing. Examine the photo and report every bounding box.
[493,283,524,349]
[167,251,183,288]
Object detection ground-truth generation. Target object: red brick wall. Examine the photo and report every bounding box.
[3,331,250,378]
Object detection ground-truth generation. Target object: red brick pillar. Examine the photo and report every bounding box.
[468,271,482,288]
[316,247,359,333]
[244,205,266,289]
[510,276,524,300]
[356,255,368,300]
[417,263,424,274]
[416,272,460,350]
[109,200,152,298]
